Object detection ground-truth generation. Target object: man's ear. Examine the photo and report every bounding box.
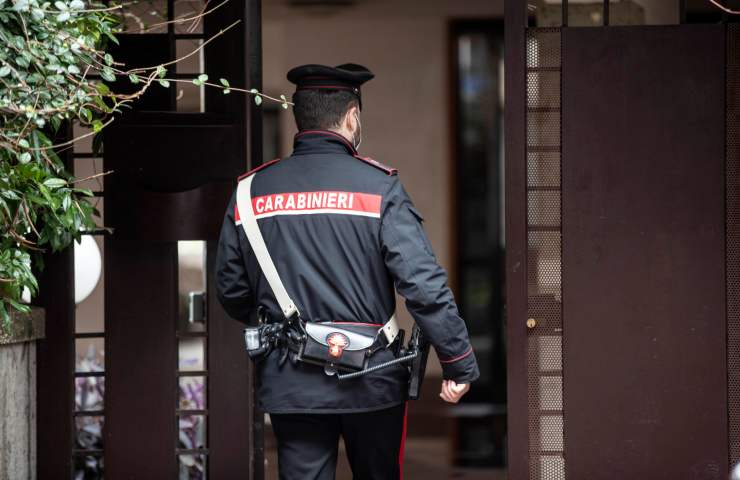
[345,105,359,131]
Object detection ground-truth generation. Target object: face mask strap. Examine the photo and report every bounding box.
[353,111,362,149]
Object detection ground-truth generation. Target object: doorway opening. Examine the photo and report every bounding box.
[450,19,507,471]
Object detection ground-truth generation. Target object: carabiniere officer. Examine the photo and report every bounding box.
[215,63,480,480]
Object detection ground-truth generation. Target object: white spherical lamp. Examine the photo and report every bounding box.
[74,236,102,304]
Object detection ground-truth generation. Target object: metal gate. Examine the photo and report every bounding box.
[506,1,737,478]
[35,0,264,477]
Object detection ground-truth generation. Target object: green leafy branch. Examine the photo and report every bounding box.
[187,74,292,108]
[0,0,292,328]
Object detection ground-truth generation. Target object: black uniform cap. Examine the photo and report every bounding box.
[287,63,374,108]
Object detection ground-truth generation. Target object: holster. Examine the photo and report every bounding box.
[407,324,430,400]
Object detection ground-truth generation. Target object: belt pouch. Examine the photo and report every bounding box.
[299,322,377,371]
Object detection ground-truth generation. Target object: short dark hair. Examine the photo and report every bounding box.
[292,89,358,131]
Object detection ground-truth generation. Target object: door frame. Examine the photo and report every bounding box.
[504,0,529,477]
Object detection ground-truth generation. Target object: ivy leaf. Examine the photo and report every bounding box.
[219,78,230,87]
[92,133,104,155]
[192,78,202,87]
[79,107,92,123]
[67,64,80,75]
[72,188,94,197]
[281,94,289,109]
[222,88,230,95]
[69,0,84,9]
[12,0,29,11]
[56,11,70,22]
[128,73,140,84]
[100,67,115,82]
[197,73,208,83]
[158,79,170,88]
[18,152,32,164]
[104,32,120,46]
[156,65,166,78]
[92,119,104,133]
[250,88,262,106]
[0,302,9,328]
[104,53,113,66]
[43,178,67,188]
[93,96,110,113]
[54,1,68,10]
[1,190,20,201]
[0,66,11,77]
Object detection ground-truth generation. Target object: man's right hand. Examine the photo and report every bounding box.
[439,379,470,403]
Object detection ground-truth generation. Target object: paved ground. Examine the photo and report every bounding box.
[265,434,506,479]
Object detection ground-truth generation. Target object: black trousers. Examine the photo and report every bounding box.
[269,402,408,480]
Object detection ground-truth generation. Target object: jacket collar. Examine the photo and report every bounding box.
[292,129,357,156]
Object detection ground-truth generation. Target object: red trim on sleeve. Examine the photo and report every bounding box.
[438,347,473,364]
[237,158,281,181]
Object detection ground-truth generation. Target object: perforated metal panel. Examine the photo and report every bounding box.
[727,23,740,467]
[525,27,566,480]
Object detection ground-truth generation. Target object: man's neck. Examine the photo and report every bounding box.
[329,127,353,146]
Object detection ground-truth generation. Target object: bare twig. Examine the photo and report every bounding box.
[71,169,113,184]
[707,0,740,14]
[39,4,125,14]
[15,92,41,148]
[21,201,41,238]
[127,19,240,74]
[29,117,115,151]
[133,0,227,33]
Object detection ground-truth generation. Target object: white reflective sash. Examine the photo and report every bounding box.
[235,173,399,344]
[237,173,299,319]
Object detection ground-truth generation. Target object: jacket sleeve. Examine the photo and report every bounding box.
[215,191,255,324]
[379,176,480,383]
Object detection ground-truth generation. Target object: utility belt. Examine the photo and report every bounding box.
[244,312,429,396]
[237,173,430,399]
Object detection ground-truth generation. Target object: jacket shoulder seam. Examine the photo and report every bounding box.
[353,154,398,175]
[237,158,281,181]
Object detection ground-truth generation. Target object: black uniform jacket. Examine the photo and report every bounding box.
[215,130,479,413]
